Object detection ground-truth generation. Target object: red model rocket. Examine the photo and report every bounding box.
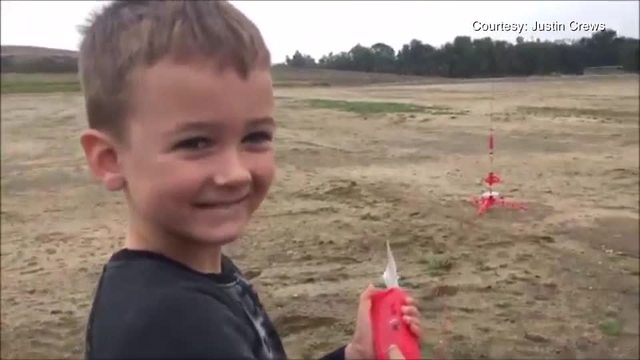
[471,127,526,215]
[370,241,421,360]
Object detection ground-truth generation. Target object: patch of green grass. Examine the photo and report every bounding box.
[373,277,418,289]
[420,255,454,276]
[517,105,635,120]
[1,80,81,94]
[274,81,331,88]
[304,99,432,115]
[400,278,419,289]
[373,278,387,289]
[1,74,81,94]
[420,342,437,359]
[600,319,622,336]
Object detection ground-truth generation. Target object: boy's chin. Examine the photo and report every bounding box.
[189,223,246,246]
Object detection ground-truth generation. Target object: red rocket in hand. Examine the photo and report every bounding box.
[370,241,421,360]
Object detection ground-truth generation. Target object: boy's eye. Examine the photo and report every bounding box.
[243,131,273,144]
[175,137,212,150]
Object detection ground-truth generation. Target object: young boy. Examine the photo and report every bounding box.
[78,1,422,359]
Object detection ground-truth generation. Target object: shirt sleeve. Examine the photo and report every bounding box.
[91,289,256,360]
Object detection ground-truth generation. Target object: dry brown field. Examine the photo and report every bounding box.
[1,73,638,359]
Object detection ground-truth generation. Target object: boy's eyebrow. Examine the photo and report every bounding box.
[171,121,220,134]
[170,117,275,135]
[247,117,275,127]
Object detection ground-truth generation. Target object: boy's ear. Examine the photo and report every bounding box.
[80,129,126,191]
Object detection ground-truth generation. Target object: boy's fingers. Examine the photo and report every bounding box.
[404,297,420,311]
[405,297,415,305]
[402,316,421,336]
[402,315,420,326]
[410,322,421,338]
[401,305,419,317]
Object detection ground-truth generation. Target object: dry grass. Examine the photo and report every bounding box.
[1,74,638,360]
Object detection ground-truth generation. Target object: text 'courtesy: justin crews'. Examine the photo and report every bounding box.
[472,21,607,34]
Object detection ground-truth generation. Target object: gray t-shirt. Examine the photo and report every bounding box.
[85,249,287,359]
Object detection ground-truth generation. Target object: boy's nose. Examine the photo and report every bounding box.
[211,152,251,188]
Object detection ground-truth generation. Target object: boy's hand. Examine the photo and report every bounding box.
[345,285,422,360]
[388,345,406,360]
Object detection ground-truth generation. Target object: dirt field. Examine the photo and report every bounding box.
[1,74,638,359]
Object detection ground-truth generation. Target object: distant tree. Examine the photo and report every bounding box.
[371,43,396,73]
[618,37,640,72]
[396,39,435,75]
[473,37,494,76]
[450,36,475,77]
[319,51,352,70]
[286,50,316,68]
[348,44,375,72]
[589,29,619,66]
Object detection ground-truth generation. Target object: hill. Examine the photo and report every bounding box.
[1,45,78,57]
[1,45,78,73]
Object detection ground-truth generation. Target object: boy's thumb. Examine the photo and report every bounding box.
[360,283,376,301]
[388,345,405,360]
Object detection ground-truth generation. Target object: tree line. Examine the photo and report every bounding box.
[285,29,639,77]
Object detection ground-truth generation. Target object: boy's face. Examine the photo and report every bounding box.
[103,59,275,246]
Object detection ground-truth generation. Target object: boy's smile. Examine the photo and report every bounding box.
[192,193,250,208]
[117,59,276,247]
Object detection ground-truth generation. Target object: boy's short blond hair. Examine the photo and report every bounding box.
[78,0,271,140]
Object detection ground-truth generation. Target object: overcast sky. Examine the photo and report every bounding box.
[1,1,638,63]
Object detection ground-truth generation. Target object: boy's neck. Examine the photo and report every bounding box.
[124,223,223,274]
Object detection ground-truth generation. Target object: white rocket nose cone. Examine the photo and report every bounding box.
[481,191,500,198]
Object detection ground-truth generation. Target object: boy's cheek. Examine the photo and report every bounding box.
[242,148,274,176]
[249,164,275,209]
[255,164,276,194]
